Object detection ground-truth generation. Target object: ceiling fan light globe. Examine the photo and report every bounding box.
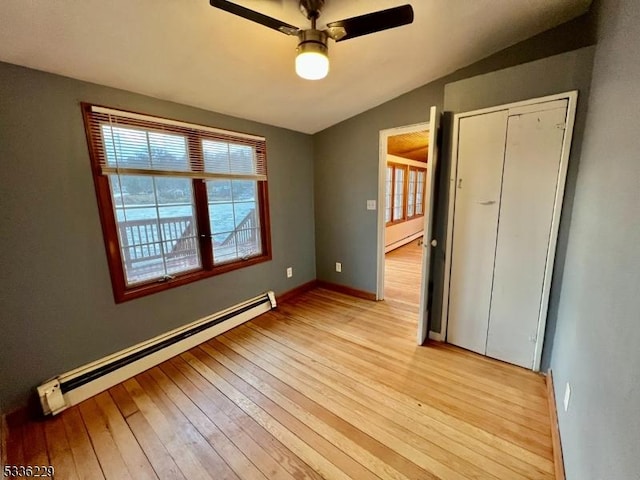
[296,51,329,80]
[296,29,329,80]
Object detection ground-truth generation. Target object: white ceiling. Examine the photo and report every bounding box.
[0,0,590,134]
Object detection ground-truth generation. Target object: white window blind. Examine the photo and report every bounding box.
[407,169,417,217]
[85,106,267,181]
[393,167,405,221]
[416,170,426,215]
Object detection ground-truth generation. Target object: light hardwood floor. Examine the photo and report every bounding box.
[385,238,423,307]
[5,252,554,479]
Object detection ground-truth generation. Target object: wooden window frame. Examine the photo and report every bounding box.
[386,163,427,226]
[82,103,272,303]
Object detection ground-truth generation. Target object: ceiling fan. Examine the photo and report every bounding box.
[209,0,414,80]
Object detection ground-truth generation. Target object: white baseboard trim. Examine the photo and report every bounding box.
[38,291,275,416]
[384,231,424,253]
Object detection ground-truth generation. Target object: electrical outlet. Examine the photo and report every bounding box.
[335,262,342,273]
[366,200,376,210]
[286,267,293,278]
[564,382,571,412]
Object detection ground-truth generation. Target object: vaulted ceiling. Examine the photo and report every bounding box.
[0,0,591,134]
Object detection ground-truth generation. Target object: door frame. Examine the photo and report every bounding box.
[377,121,430,300]
[377,119,437,342]
[440,91,578,371]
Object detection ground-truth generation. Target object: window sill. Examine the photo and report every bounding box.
[113,253,272,303]
[386,214,424,227]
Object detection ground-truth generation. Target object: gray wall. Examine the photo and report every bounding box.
[0,62,316,413]
[442,46,595,358]
[549,0,640,477]
[313,85,445,292]
[313,9,597,309]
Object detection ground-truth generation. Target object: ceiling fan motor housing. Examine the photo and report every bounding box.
[297,29,328,56]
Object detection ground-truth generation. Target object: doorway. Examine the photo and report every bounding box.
[379,124,429,313]
[377,108,440,344]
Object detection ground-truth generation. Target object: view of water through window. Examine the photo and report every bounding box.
[114,202,255,232]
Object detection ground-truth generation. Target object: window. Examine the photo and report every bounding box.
[385,163,407,225]
[407,169,417,217]
[408,166,427,218]
[393,166,405,221]
[83,104,271,302]
[385,163,427,226]
[414,168,426,216]
[385,166,393,223]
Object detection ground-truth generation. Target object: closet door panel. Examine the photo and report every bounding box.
[447,110,508,354]
[486,103,568,368]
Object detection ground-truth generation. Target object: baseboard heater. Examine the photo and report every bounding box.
[37,291,276,416]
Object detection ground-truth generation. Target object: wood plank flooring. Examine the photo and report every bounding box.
[4,253,554,479]
[385,239,423,307]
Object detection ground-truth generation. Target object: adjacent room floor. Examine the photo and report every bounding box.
[3,282,554,479]
[384,238,423,308]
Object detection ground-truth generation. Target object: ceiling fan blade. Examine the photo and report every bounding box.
[326,4,414,42]
[209,0,301,36]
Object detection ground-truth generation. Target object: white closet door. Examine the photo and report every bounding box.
[486,101,568,368]
[447,110,508,354]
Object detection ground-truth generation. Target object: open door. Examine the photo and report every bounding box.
[417,106,440,345]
